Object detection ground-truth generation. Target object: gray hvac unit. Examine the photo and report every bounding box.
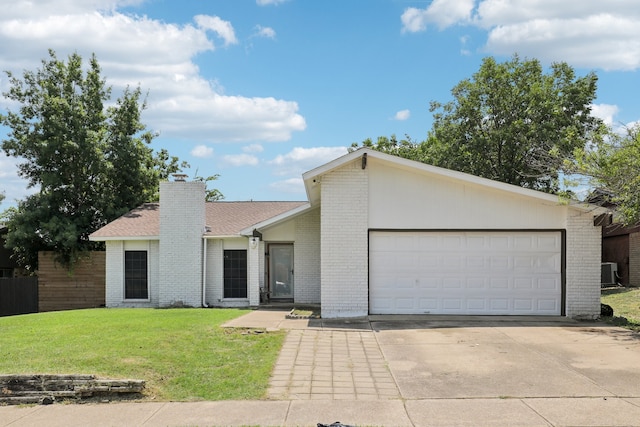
[601,262,618,286]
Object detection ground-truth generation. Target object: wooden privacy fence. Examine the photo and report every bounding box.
[0,277,38,317]
[38,251,105,312]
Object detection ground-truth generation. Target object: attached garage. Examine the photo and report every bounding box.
[304,148,604,319]
[369,231,563,315]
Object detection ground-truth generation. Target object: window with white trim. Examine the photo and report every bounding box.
[224,250,247,298]
[124,250,148,299]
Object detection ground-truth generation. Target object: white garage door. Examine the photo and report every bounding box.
[369,231,562,315]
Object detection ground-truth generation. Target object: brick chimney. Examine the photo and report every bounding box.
[158,177,206,307]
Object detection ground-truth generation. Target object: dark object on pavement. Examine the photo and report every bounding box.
[318,423,355,427]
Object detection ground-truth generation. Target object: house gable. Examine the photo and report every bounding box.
[368,158,568,230]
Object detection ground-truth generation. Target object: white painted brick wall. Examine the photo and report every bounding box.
[105,240,159,308]
[148,240,160,306]
[630,232,640,287]
[320,159,369,318]
[205,239,223,305]
[248,238,260,306]
[105,240,123,307]
[259,240,265,291]
[159,181,205,307]
[565,211,602,319]
[294,207,321,304]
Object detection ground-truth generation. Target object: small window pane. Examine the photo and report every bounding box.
[125,251,148,299]
[224,250,247,298]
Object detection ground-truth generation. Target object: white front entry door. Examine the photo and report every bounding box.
[369,231,562,315]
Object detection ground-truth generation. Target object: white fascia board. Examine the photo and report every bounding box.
[203,234,245,239]
[302,147,607,214]
[88,235,159,242]
[239,202,313,236]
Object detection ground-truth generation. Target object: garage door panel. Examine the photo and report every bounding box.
[370,231,562,315]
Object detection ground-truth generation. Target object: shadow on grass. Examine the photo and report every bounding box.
[602,315,640,332]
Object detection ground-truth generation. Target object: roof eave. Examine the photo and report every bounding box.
[89,235,160,242]
[302,148,609,212]
[239,202,313,236]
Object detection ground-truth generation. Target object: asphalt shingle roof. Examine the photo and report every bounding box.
[90,201,307,239]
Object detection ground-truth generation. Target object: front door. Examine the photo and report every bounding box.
[269,244,294,300]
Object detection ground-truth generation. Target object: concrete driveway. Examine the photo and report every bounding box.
[370,316,640,399]
[230,312,640,401]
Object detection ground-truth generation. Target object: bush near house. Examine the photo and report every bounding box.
[0,308,284,401]
[601,287,640,331]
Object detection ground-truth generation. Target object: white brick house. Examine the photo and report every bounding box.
[90,148,607,319]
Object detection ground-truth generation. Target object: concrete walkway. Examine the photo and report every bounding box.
[3,310,640,426]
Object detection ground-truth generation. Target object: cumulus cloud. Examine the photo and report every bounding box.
[257,0,289,5]
[393,109,411,121]
[401,0,640,70]
[0,1,306,142]
[194,15,238,47]
[591,104,620,127]
[223,153,260,167]
[254,25,276,39]
[191,145,214,158]
[243,144,264,153]
[269,146,348,176]
[0,153,38,207]
[401,0,475,32]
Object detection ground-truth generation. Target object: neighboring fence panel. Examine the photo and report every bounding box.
[0,278,38,317]
[38,251,106,312]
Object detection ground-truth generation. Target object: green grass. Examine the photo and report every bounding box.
[601,287,640,331]
[0,308,285,401]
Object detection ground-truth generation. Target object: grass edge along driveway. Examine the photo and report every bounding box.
[0,308,285,401]
[601,287,640,331]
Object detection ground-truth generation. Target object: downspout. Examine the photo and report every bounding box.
[202,237,208,308]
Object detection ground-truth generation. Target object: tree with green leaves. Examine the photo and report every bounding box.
[576,125,640,225]
[0,50,189,270]
[354,55,606,194]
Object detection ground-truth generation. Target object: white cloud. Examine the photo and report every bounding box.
[257,0,289,5]
[393,109,411,121]
[269,146,348,176]
[401,0,640,71]
[0,153,38,208]
[254,25,276,39]
[191,145,214,158]
[401,0,475,32]
[0,2,306,142]
[591,104,620,127]
[194,15,238,47]
[269,177,304,194]
[243,144,264,153]
[0,1,308,204]
[223,153,259,167]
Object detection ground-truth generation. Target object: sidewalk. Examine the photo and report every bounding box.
[3,397,640,426]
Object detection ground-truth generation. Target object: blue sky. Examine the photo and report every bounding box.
[1,0,639,208]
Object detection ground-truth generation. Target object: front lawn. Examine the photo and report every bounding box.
[601,287,640,331]
[0,308,284,401]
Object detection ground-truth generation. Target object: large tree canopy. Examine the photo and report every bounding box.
[0,50,187,270]
[354,55,606,194]
[576,125,640,225]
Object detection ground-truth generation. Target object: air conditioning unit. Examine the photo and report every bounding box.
[601,262,618,286]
